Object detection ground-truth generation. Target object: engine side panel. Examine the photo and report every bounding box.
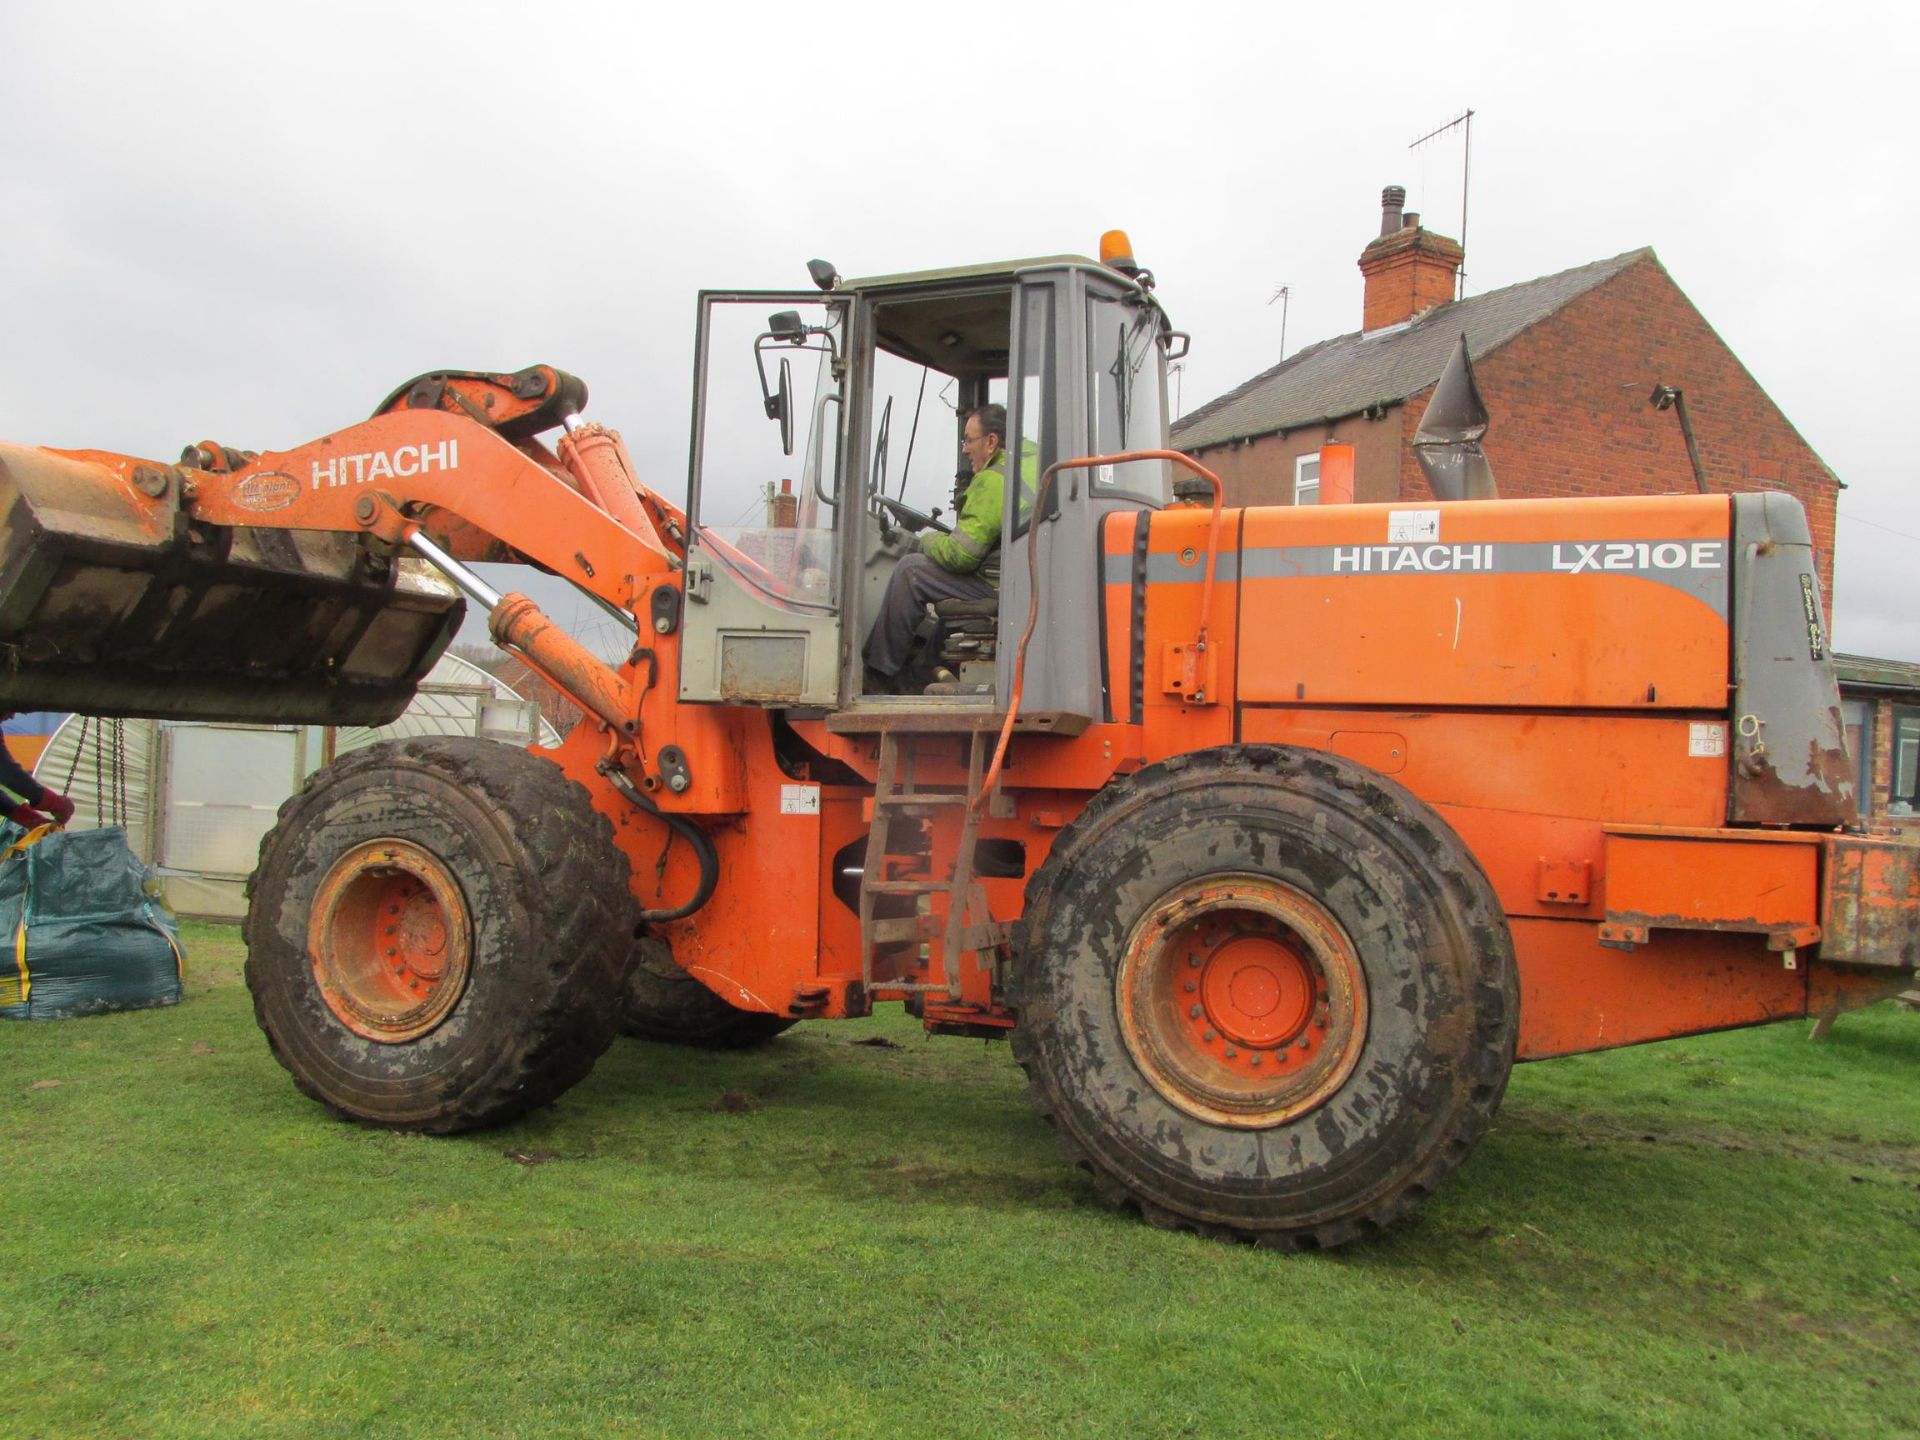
[1232,495,1732,710]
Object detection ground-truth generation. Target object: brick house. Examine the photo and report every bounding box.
[1173,187,1841,612]
[1171,188,1920,822]
[1837,655,1920,831]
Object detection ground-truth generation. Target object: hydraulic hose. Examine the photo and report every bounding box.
[601,765,719,924]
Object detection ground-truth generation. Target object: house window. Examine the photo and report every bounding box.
[1840,698,1874,810]
[1294,454,1321,505]
[1893,706,1920,817]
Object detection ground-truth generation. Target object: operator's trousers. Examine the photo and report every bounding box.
[863,552,995,676]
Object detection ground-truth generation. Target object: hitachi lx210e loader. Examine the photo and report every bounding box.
[0,234,1911,1247]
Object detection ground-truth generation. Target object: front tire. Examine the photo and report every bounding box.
[617,938,796,1048]
[1012,744,1517,1248]
[244,737,636,1133]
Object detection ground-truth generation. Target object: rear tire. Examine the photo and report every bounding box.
[1012,744,1517,1248]
[244,737,635,1133]
[617,938,796,1048]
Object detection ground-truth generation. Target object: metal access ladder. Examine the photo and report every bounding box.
[856,729,1009,1000]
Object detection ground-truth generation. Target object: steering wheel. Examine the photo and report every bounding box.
[872,494,950,535]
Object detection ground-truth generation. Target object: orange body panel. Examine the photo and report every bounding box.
[1138,505,1239,754]
[1822,831,1920,968]
[1511,919,1807,1059]
[1235,496,1731,709]
[1240,709,1728,826]
[1602,829,1819,938]
[546,709,800,1015]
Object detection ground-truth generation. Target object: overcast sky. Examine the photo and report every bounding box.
[3,2,1913,659]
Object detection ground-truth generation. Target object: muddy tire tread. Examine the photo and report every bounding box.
[1009,743,1518,1250]
[617,938,796,1048]
[244,737,636,1133]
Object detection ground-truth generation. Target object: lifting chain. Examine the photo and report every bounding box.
[59,715,88,798]
[57,715,130,828]
[112,719,128,825]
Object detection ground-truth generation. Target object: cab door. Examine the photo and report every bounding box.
[996,267,1171,721]
[679,292,850,705]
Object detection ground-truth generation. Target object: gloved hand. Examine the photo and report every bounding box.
[4,802,53,830]
[40,791,74,827]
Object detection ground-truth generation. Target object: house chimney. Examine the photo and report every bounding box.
[1358,185,1464,332]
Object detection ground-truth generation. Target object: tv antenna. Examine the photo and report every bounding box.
[1268,284,1291,360]
[1410,108,1474,299]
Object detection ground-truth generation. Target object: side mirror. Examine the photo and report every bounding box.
[767,358,794,456]
[754,310,837,457]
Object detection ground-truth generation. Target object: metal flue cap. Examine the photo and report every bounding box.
[1381,186,1407,236]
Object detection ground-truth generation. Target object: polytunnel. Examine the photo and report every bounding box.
[29,653,561,919]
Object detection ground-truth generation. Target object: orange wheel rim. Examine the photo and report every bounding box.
[1117,874,1368,1129]
[308,839,471,1043]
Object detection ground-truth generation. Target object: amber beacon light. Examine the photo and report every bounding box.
[1099,229,1141,277]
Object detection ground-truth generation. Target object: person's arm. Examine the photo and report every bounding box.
[918,461,1005,574]
[0,741,46,808]
[0,733,72,826]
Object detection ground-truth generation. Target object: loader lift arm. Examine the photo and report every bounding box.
[0,373,740,807]
[189,408,662,605]
[197,403,736,796]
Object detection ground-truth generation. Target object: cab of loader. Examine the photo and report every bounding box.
[677,249,1178,722]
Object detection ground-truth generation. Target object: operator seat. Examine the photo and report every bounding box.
[932,596,998,663]
[920,549,1000,693]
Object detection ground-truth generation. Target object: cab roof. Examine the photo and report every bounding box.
[841,255,1101,292]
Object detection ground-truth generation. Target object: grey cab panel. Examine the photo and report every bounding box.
[997,266,1171,722]
[1727,491,1855,826]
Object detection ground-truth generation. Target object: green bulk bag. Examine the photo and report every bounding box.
[0,822,184,1021]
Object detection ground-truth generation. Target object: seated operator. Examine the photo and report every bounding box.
[863,404,1031,693]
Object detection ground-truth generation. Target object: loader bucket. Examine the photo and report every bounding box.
[0,443,463,725]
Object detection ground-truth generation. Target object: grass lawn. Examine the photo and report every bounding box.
[3,920,1917,1439]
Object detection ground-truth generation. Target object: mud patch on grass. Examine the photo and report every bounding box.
[503,1148,560,1167]
[858,1155,1073,1209]
[1502,1106,1920,1174]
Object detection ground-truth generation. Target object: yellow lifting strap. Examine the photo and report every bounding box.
[0,824,56,1007]
[3,822,56,862]
[4,911,26,1009]
[149,915,187,981]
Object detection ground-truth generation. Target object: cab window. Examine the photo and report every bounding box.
[1087,290,1169,500]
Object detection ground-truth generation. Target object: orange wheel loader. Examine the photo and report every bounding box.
[1,237,1912,1249]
